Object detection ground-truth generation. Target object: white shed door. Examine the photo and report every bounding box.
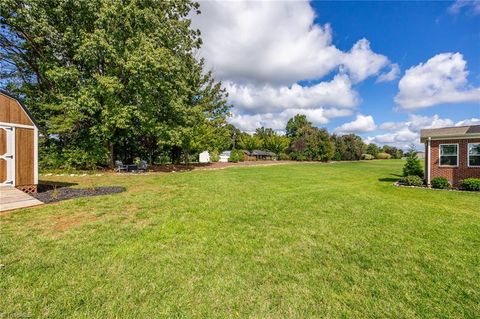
[0,125,15,186]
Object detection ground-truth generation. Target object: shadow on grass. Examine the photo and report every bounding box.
[378,174,402,183]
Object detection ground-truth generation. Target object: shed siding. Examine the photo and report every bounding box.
[0,94,34,126]
[15,128,35,186]
[430,138,480,186]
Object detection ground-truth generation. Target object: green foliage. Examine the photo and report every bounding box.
[210,150,220,163]
[263,134,290,155]
[278,153,290,160]
[0,0,229,168]
[361,154,375,160]
[228,149,243,163]
[332,134,366,161]
[366,143,380,157]
[403,145,423,178]
[460,178,480,191]
[400,175,424,187]
[382,145,404,159]
[237,133,262,152]
[376,152,392,160]
[431,177,450,189]
[286,114,311,138]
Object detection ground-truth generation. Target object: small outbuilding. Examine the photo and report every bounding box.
[0,90,38,193]
[421,125,480,187]
[199,151,210,163]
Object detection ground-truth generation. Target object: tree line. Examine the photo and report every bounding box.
[228,114,403,162]
[0,0,402,169]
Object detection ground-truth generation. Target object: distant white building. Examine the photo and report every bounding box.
[219,151,231,163]
[199,151,210,163]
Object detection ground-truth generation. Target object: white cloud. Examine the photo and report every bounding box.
[368,114,455,149]
[456,118,480,126]
[395,53,480,110]
[448,0,480,15]
[192,0,395,130]
[230,107,352,132]
[341,39,390,83]
[225,74,359,114]
[334,114,376,134]
[376,63,400,83]
[193,1,391,86]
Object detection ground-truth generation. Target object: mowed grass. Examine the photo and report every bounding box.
[1,160,479,318]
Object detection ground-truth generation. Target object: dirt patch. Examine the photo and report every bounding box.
[147,160,292,172]
[51,214,99,231]
[33,186,125,203]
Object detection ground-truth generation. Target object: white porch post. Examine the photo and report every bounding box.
[426,137,431,186]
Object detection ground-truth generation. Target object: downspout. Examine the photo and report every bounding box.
[427,137,431,186]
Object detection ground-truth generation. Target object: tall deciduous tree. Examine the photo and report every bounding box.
[0,0,229,168]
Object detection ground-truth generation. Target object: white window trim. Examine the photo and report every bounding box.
[439,143,459,168]
[467,143,480,168]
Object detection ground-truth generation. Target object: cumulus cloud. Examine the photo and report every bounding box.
[334,114,376,134]
[193,1,390,85]
[341,39,390,83]
[367,114,455,149]
[448,0,480,15]
[395,53,480,110]
[376,63,400,83]
[230,107,352,132]
[225,74,359,114]
[456,118,480,126]
[191,0,395,130]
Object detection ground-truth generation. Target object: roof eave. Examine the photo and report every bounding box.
[420,134,480,143]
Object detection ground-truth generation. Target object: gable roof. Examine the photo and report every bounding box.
[0,89,39,128]
[420,125,480,142]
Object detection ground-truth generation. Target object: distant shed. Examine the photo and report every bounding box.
[0,90,38,193]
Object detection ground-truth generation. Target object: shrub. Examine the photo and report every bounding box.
[403,148,423,178]
[210,150,220,162]
[431,177,450,189]
[278,153,290,160]
[400,175,424,187]
[361,153,374,160]
[228,149,244,163]
[376,152,392,160]
[460,178,480,191]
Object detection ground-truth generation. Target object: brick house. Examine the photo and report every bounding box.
[420,125,480,187]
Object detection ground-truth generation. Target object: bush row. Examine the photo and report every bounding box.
[399,176,480,191]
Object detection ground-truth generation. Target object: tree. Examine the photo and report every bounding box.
[237,133,262,152]
[286,114,311,138]
[382,145,404,159]
[366,143,380,157]
[403,144,423,178]
[263,134,290,155]
[332,134,366,161]
[0,0,230,168]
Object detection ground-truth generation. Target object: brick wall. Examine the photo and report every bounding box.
[428,138,480,186]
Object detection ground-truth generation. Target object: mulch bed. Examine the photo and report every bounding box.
[33,186,125,204]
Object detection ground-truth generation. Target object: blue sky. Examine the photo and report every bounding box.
[192,0,480,148]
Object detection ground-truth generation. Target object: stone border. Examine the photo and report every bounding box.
[393,181,479,193]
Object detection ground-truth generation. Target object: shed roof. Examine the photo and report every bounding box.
[420,125,480,142]
[0,90,38,128]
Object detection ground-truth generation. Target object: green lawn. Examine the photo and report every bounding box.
[1,160,479,318]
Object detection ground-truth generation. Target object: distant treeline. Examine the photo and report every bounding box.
[230,114,403,162]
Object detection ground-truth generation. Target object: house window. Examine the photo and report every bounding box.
[439,144,458,166]
[468,143,480,167]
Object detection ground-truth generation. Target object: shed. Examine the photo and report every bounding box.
[199,151,210,163]
[0,90,38,193]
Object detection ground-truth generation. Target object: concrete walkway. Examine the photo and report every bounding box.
[0,186,43,212]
